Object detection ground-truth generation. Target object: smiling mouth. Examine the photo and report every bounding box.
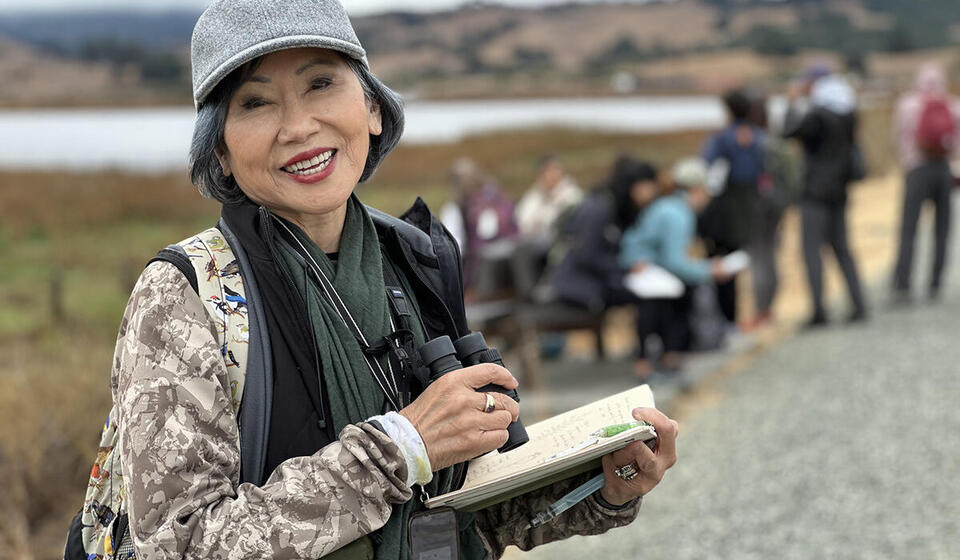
[281,149,337,176]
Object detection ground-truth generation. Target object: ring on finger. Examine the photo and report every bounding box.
[615,463,639,481]
[483,393,497,414]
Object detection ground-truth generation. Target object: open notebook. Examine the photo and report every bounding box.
[424,385,656,511]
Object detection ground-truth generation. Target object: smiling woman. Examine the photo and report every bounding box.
[64,1,678,559]
[213,49,385,250]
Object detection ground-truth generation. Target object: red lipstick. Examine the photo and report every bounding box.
[281,147,338,184]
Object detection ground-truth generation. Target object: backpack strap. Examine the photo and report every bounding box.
[218,218,273,486]
[157,228,251,416]
[151,245,199,294]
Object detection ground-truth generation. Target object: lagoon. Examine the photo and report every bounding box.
[0,96,726,172]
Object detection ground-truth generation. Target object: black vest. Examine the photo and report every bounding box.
[217,197,469,484]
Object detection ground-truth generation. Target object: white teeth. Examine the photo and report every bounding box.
[288,157,332,176]
[283,151,334,174]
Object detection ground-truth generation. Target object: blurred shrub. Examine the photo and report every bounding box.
[0,334,112,559]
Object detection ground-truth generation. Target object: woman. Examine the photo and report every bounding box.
[619,158,729,379]
[551,156,660,312]
[71,1,678,559]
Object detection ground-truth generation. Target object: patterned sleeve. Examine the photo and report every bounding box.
[113,262,413,560]
[473,471,641,558]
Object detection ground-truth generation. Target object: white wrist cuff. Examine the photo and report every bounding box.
[370,411,433,487]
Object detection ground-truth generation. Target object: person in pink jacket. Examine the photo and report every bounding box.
[891,63,959,302]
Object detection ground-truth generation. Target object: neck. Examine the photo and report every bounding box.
[273,203,349,253]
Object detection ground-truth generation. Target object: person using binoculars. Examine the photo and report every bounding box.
[66,1,679,559]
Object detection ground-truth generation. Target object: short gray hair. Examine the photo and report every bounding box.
[188,56,405,204]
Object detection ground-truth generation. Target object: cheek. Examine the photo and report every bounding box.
[225,122,272,178]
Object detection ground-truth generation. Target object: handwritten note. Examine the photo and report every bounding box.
[425,385,656,509]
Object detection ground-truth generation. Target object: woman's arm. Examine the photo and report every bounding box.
[656,208,712,285]
[114,262,413,560]
[473,472,641,557]
[473,408,678,558]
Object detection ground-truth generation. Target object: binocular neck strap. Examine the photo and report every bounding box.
[273,217,403,412]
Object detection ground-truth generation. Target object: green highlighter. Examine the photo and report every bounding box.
[591,421,650,438]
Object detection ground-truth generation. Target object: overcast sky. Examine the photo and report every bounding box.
[0,0,634,16]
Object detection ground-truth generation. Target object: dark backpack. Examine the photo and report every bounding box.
[916,96,957,157]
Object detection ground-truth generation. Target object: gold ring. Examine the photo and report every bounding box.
[615,463,639,481]
[483,393,497,413]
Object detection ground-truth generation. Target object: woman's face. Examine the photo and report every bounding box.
[218,48,382,221]
[630,179,659,208]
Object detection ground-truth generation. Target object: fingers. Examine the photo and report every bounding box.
[460,363,519,391]
[633,407,679,461]
[475,409,514,431]
[476,427,510,451]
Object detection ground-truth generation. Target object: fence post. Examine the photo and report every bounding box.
[49,267,64,322]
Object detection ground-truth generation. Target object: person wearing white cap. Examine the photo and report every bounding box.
[783,65,868,326]
[64,1,678,559]
[619,157,730,379]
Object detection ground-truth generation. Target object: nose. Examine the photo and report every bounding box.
[277,99,319,145]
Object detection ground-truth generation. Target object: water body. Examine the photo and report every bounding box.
[0,96,725,172]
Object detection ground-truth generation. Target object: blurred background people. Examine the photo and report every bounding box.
[516,155,583,243]
[891,62,959,302]
[783,66,868,327]
[550,156,658,312]
[700,88,765,327]
[619,157,730,379]
[743,92,801,329]
[440,157,518,293]
[511,155,584,300]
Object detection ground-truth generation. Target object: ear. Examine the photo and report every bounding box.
[367,101,383,137]
[215,147,232,177]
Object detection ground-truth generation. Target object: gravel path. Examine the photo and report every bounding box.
[515,204,960,558]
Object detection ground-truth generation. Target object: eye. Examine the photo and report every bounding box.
[309,77,333,91]
[239,96,268,110]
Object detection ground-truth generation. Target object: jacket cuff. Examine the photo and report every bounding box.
[368,411,433,487]
[590,490,641,515]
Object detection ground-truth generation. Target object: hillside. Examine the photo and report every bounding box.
[0,0,957,106]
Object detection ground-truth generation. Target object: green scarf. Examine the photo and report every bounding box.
[274,196,485,560]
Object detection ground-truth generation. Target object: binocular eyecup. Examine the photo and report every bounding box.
[419,333,529,453]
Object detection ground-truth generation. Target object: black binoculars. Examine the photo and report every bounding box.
[418,333,529,453]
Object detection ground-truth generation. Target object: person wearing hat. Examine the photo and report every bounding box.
[783,64,868,326]
[619,157,730,379]
[75,1,679,559]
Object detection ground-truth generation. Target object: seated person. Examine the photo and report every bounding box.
[619,158,730,379]
[516,155,584,243]
[440,157,518,294]
[550,156,659,312]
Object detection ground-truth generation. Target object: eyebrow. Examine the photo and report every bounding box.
[244,58,336,84]
[295,58,337,75]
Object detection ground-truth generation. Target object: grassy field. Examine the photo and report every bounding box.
[0,112,896,558]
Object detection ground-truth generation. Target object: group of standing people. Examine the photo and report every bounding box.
[443,61,958,380]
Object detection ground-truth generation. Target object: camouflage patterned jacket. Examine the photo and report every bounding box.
[112,201,641,559]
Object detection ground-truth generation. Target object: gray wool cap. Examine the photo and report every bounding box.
[191,0,368,107]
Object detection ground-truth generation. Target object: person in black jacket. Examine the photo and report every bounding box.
[551,156,659,312]
[783,68,868,327]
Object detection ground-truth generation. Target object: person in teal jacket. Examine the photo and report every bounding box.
[620,158,728,379]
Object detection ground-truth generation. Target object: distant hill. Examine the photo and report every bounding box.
[0,10,199,53]
[0,0,957,106]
